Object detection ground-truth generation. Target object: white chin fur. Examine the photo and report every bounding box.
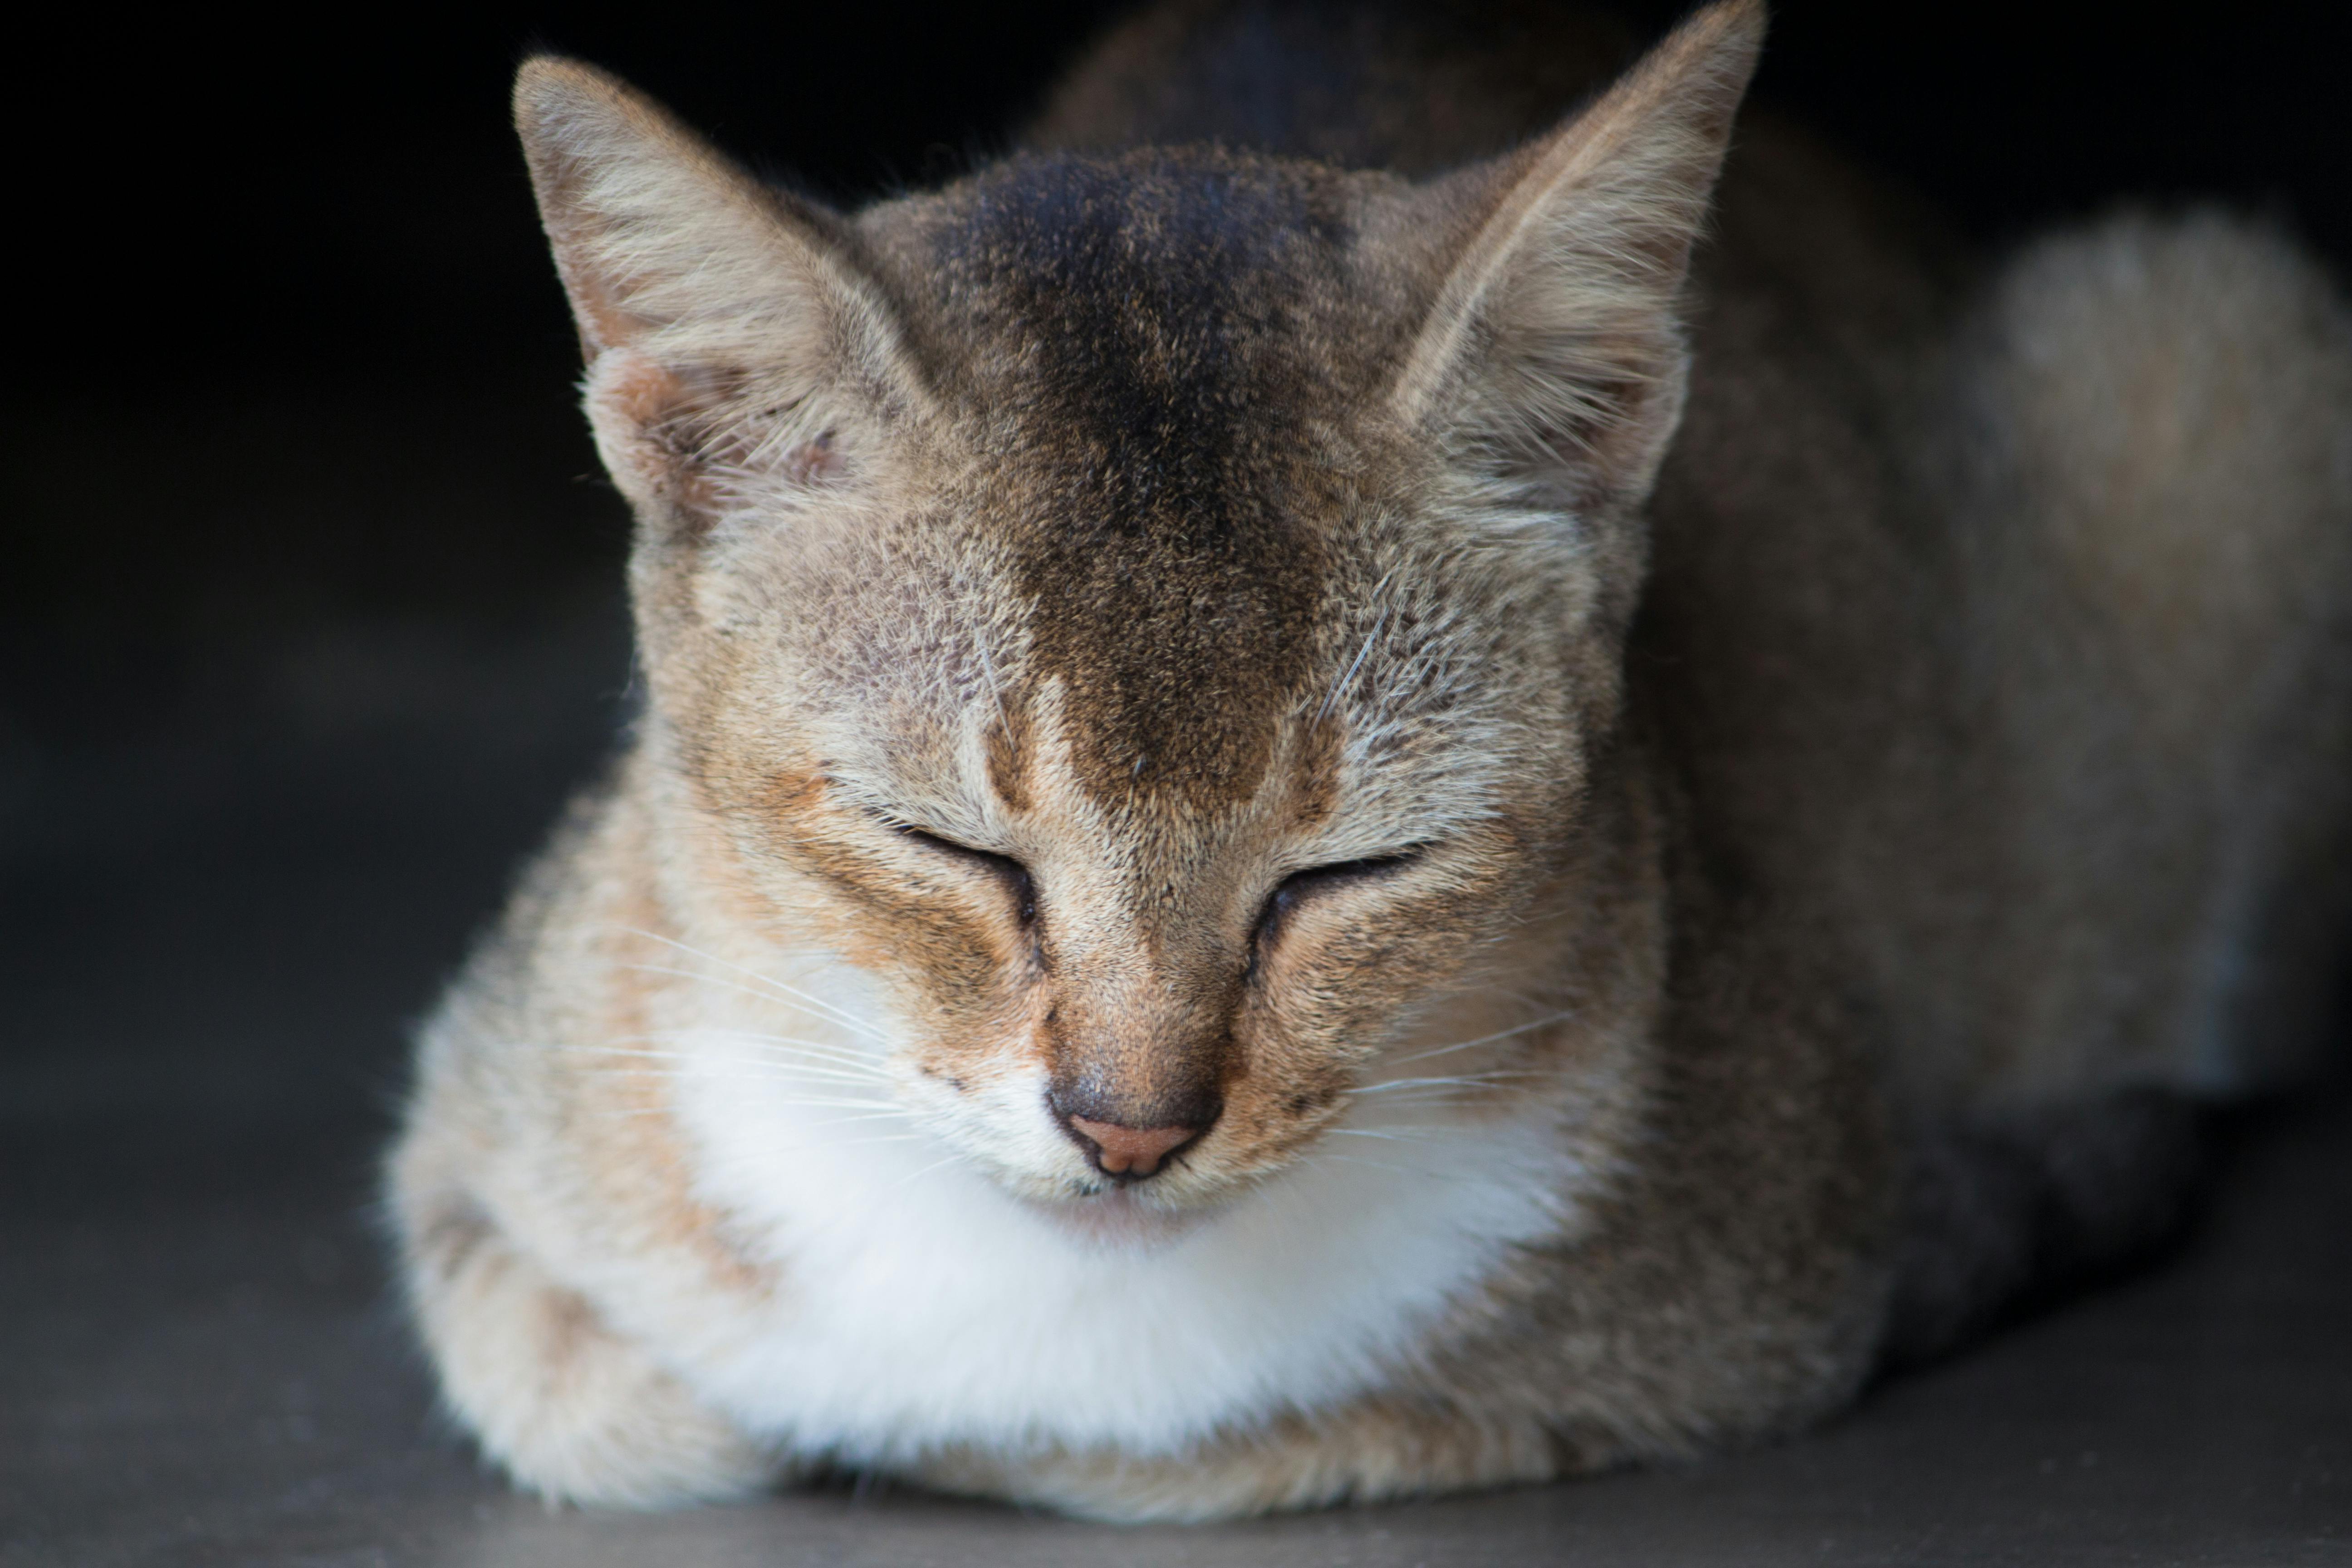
[657,961,1592,1464]
[1019,1186,1227,1251]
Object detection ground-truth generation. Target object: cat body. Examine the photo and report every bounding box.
[388,0,2352,1519]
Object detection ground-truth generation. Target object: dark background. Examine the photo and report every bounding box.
[5,0,2349,1137]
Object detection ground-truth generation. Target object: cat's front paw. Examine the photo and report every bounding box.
[918,1402,1561,1522]
[404,1200,774,1508]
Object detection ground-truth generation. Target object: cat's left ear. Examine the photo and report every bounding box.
[1392,0,1763,509]
[514,57,933,541]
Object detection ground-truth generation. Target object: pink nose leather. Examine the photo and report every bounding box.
[1068,1116,1198,1176]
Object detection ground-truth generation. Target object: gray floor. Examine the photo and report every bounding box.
[4,603,2349,1567]
[5,1088,2348,1566]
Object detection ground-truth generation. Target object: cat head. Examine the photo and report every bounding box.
[515,1,1760,1214]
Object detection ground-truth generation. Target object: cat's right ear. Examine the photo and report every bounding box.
[514,57,931,541]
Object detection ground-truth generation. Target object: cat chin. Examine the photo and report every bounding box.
[1020,1186,1229,1252]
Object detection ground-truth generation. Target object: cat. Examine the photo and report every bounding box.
[386,0,2352,1521]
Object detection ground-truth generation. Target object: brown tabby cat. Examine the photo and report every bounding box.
[386,0,2352,1520]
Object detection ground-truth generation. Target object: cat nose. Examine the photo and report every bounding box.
[1065,1116,1200,1178]
[1047,1058,1224,1180]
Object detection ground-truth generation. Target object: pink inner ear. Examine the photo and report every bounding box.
[783,432,844,487]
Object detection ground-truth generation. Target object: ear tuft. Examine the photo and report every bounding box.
[1394,0,1764,506]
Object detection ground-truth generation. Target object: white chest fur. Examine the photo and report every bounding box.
[649,962,1588,1462]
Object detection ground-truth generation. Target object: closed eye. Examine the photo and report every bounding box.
[896,825,1037,926]
[1251,848,1426,960]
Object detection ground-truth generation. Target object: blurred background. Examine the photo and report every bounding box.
[5,0,2348,1155]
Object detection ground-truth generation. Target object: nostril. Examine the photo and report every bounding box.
[1065,1116,1200,1179]
[1049,1081,1224,1181]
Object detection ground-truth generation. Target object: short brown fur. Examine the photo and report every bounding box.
[388,0,2352,1522]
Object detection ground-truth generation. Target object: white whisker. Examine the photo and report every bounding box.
[1387,1009,1579,1066]
[581,1077,907,1112]
[627,1025,888,1059]
[592,1119,929,1156]
[612,961,885,1041]
[683,1038,898,1076]
[608,926,886,1039]
[1318,597,1392,723]
[1305,1152,1501,1190]
[1354,1068,1561,1093]
[552,1045,894,1089]
[975,624,1014,735]
[884,1150,970,1195]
